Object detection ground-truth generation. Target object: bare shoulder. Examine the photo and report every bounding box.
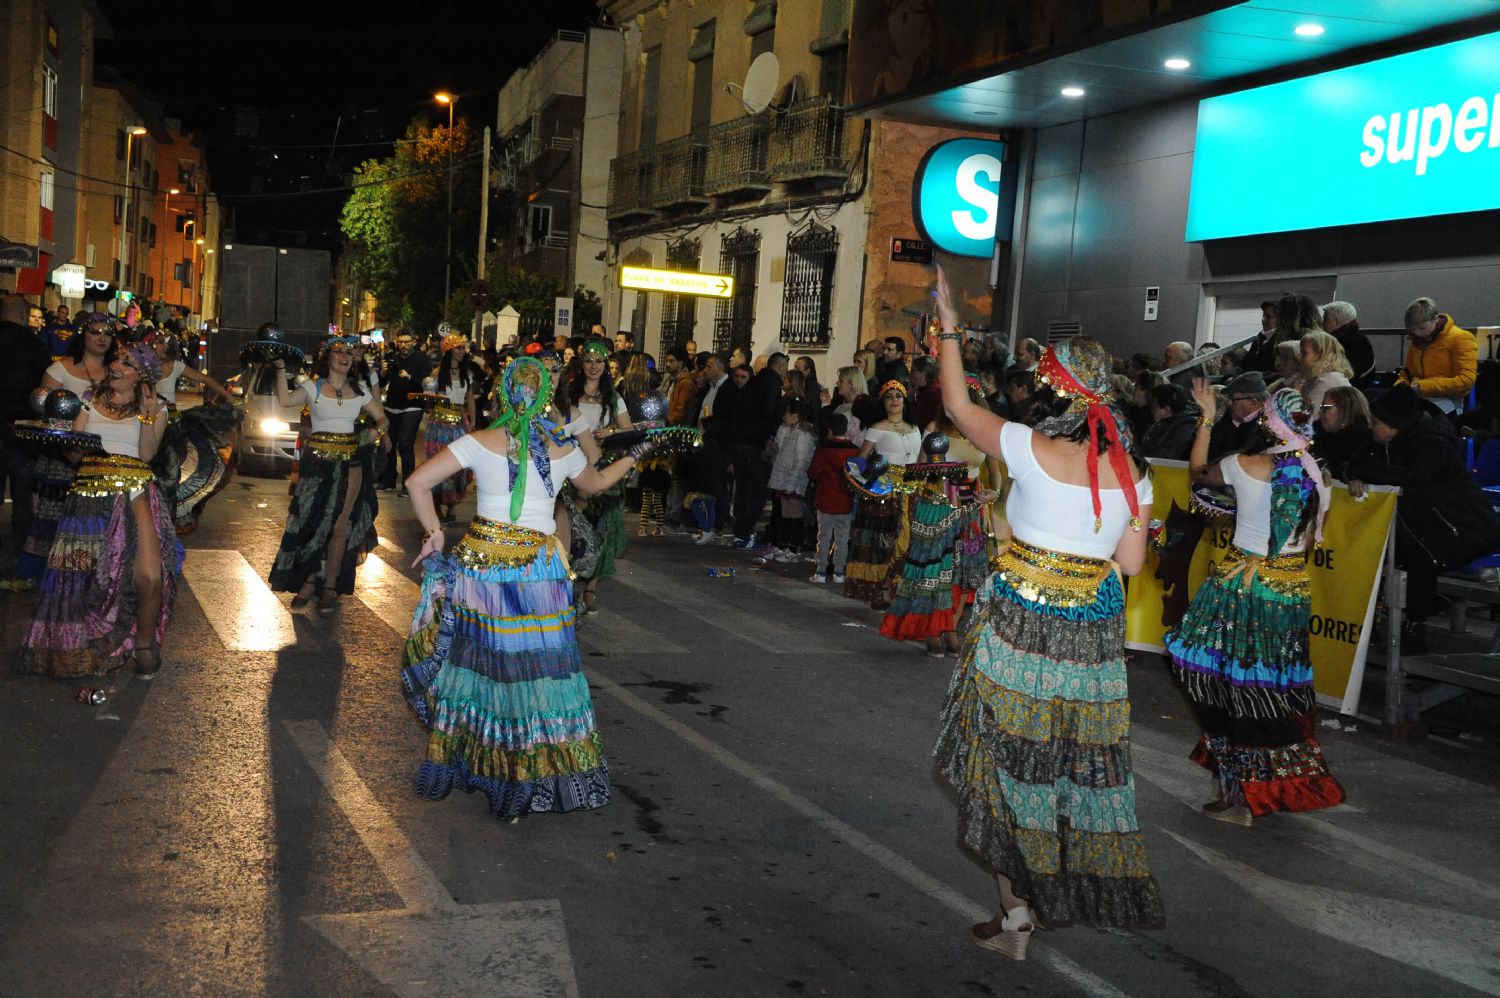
[467,427,508,455]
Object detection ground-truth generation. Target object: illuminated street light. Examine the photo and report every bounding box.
[436,91,456,310]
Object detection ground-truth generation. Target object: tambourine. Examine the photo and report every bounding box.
[600,425,703,455]
[412,392,451,411]
[12,420,104,453]
[239,339,306,367]
[1190,483,1237,518]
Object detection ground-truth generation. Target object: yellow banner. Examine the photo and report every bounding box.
[1125,461,1396,714]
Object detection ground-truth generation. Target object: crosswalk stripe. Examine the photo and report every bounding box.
[612,561,852,654]
[359,553,422,637]
[577,606,687,654]
[180,549,298,651]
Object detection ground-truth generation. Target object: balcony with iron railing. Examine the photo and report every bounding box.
[770,96,848,183]
[705,115,772,199]
[651,134,709,211]
[606,149,655,222]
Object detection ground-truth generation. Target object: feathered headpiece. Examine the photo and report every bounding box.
[1035,338,1141,533]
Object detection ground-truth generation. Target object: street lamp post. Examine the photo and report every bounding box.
[121,125,147,298]
[435,91,455,315]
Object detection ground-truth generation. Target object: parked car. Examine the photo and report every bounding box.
[229,365,306,477]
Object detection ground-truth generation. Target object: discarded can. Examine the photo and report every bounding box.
[706,567,737,578]
[76,687,107,706]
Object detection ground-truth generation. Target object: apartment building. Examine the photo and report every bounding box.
[146,126,220,320]
[495,27,622,299]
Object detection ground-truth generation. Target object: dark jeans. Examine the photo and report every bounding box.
[705,440,735,531]
[1,442,34,569]
[729,443,769,541]
[378,409,423,488]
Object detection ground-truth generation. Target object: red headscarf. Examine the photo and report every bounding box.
[1035,342,1142,533]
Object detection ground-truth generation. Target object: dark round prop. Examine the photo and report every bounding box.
[921,431,950,457]
[44,389,83,422]
[600,426,703,455]
[627,390,668,426]
[903,460,969,482]
[843,455,897,499]
[412,392,451,411]
[1190,483,1237,518]
[239,339,306,367]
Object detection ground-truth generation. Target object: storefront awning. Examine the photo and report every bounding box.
[852,0,1500,130]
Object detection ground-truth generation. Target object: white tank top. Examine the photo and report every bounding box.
[155,360,186,404]
[864,426,922,466]
[1220,455,1309,557]
[83,404,142,458]
[46,361,93,396]
[306,379,361,434]
[448,433,587,533]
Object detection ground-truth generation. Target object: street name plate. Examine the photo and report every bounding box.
[620,266,734,299]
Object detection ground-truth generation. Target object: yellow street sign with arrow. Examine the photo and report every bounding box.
[620,266,734,299]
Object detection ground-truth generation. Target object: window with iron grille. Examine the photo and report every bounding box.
[659,239,700,354]
[714,228,760,354]
[42,65,58,119]
[780,224,837,348]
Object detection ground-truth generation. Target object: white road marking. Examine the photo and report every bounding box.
[284,720,581,998]
[578,606,688,654]
[1130,740,1500,908]
[359,554,422,636]
[1166,830,1500,995]
[591,672,1127,998]
[613,562,852,654]
[180,549,298,651]
[377,535,401,554]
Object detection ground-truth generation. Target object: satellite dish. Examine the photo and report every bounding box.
[740,52,780,115]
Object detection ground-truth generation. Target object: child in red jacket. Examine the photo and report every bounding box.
[805,413,861,583]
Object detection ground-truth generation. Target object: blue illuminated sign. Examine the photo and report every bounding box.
[913,139,1014,258]
[1186,30,1500,241]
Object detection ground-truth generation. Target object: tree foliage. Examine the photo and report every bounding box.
[339,116,478,332]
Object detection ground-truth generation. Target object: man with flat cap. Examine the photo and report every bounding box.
[1207,370,1269,461]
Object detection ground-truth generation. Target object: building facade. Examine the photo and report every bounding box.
[496,27,622,300]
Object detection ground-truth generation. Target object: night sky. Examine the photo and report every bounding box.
[94,0,602,251]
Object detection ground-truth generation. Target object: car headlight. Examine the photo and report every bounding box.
[258,418,291,434]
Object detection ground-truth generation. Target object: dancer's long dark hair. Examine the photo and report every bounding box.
[436,349,473,392]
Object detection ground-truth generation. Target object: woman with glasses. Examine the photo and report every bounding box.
[424,334,477,523]
[1310,386,1372,480]
[844,381,921,609]
[265,336,391,613]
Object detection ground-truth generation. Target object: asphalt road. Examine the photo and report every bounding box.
[2,473,1498,998]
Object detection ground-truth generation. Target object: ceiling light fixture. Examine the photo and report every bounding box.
[1294,23,1325,37]
[1164,58,1191,70]
[1061,86,1086,98]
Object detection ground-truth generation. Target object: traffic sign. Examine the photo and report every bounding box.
[620,266,734,299]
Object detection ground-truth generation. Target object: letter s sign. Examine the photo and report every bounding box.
[912,138,1015,258]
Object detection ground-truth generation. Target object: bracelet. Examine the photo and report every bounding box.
[138,410,156,425]
[1199,416,1215,427]
[938,332,962,342]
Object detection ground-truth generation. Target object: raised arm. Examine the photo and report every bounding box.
[1188,376,1225,485]
[179,364,232,403]
[267,360,306,408]
[934,266,1005,458]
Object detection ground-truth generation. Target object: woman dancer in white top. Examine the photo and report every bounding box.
[423,334,477,522]
[266,337,391,612]
[930,267,1165,958]
[19,340,177,678]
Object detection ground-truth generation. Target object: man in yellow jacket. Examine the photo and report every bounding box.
[1399,297,1476,414]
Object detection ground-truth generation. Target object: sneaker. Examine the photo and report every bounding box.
[809,573,827,584]
[774,549,800,563]
[733,536,760,551]
[831,573,845,584]
[694,530,716,545]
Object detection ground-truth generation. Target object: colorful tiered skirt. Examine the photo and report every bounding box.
[880,490,966,641]
[268,432,378,596]
[934,538,1166,928]
[16,452,77,581]
[401,517,611,818]
[1165,547,1345,816]
[423,403,471,507]
[16,456,182,678]
[844,494,902,604]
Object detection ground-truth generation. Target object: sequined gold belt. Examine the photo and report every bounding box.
[430,402,464,425]
[1217,547,1309,597]
[306,431,359,461]
[452,516,570,574]
[72,454,154,497]
[993,537,1115,608]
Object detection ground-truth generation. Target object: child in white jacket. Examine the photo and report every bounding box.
[763,396,818,563]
